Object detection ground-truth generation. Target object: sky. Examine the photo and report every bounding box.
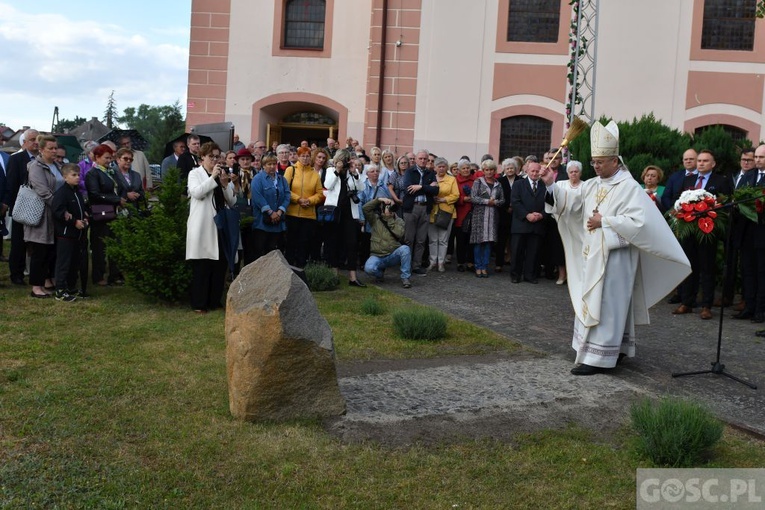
[0,0,191,133]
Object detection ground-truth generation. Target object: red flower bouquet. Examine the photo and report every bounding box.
[668,189,725,242]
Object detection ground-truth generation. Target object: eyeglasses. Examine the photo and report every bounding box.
[741,158,754,162]
[120,157,134,162]
[255,145,266,149]
[209,154,221,159]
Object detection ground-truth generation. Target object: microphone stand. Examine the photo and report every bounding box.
[672,194,759,389]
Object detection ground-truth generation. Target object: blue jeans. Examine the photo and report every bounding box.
[364,245,412,280]
[473,242,492,270]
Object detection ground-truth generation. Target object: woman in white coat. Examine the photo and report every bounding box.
[324,149,366,287]
[186,142,236,313]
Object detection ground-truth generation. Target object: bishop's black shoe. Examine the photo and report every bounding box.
[571,364,611,376]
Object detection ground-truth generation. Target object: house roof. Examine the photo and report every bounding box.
[67,117,110,144]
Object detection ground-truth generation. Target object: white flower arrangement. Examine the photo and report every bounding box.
[673,189,716,212]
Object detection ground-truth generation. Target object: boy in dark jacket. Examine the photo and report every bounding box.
[52,164,89,302]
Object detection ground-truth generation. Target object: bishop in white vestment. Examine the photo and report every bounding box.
[542,121,691,375]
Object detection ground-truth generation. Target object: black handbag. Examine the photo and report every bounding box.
[434,208,452,229]
[461,210,473,234]
[91,204,117,222]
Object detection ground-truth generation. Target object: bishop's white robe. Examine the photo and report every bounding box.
[546,170,691,367]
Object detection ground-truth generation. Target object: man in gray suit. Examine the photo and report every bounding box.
[161,139,186,176]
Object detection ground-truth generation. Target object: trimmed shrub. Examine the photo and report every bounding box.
[392,308,447,340]
[692,124,753,178]
[630,397,724,467]
[304,262,339,291]
[360,297,385,316]
[107,168,191,302]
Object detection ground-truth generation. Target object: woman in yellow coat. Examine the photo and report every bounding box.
[283,147,324,267]
[427,157,459,272]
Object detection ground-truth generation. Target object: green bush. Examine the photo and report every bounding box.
[107,168,191,302]
[567,114,757,184]
[692,124,753,178]
[392,308,447,340]
[630,397,724,467]
[304,262,339,291]
[360,297,385,316]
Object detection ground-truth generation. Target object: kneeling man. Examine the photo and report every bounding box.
[363,198,412,288]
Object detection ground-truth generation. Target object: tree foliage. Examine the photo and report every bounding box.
[118,101,186,164]
[103,91,118,129]
[691,125,753,177]
[56,116,87,133]
[568,115,756,183]
[107,168,191,302]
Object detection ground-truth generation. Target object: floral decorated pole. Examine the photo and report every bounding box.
[565,0,598,163]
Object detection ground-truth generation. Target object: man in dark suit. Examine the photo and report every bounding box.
[495,158,518,271]
[672,149,732,320]
[401,149,438,275]
[177,134,201,183]
[662,148,698,303]
[739,144,765,323]
[543,149,568,182]
[541,149,568,280]
[510,161,547,283]
[661,148,698,212]
[0,150,8,263]
[721,149,757,309]
[4,129,39,284]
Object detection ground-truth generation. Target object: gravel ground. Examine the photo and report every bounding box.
[327,267,765,445]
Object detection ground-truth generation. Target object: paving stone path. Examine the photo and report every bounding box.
[330,268,765,443]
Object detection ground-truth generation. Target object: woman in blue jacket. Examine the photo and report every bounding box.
[250,155,290,260]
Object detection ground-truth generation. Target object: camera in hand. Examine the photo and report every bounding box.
[379,201,398,215]
[348,189,360,204]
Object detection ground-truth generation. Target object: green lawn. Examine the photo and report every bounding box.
[1,254,763,508]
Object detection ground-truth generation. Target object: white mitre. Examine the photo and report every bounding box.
[590,120,619,157]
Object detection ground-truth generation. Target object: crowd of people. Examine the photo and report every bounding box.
[4,128,765,351]
[1,129,149,302]
[190,138,587,300]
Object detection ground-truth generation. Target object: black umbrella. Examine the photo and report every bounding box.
[54,134,84,162]
[98,129,149,151]
[163,133,213,158]
[214,208,241,278]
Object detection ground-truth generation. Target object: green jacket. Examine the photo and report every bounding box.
[363,199,405,257]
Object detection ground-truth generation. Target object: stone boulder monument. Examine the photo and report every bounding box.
[225,251,346,421]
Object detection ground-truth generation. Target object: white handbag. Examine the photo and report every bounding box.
[13,184,45,227]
